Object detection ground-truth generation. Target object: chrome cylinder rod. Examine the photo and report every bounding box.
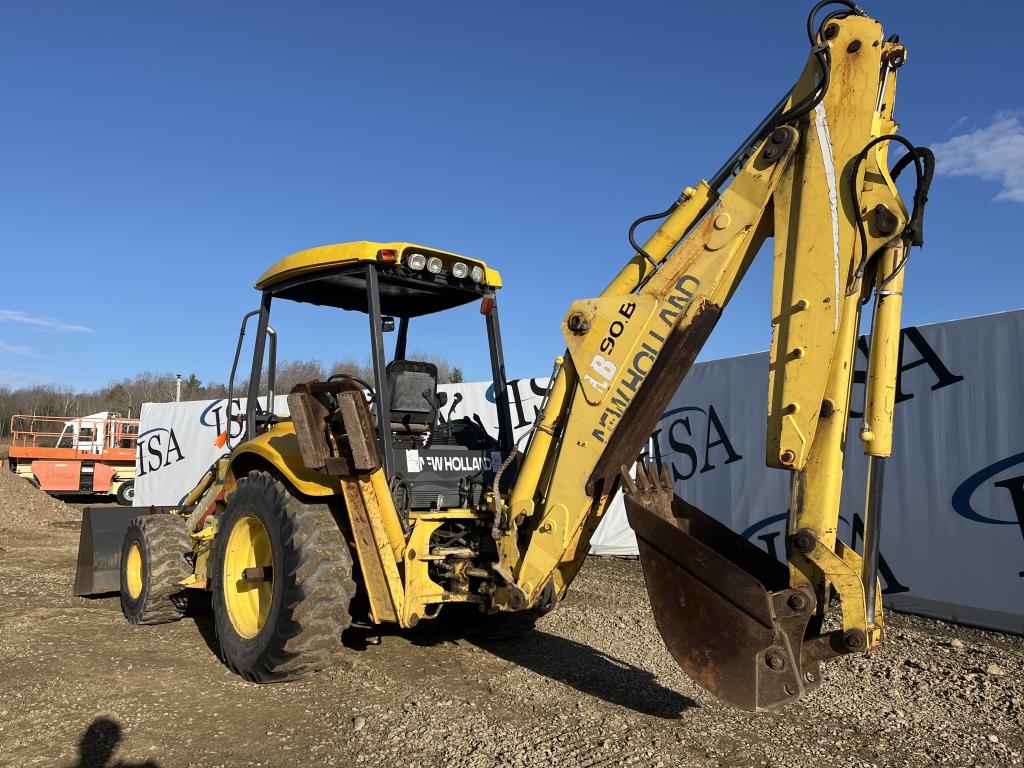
[862,455,886,626]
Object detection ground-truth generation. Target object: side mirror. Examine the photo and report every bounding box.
[382,316,395,332]
[437,392,449,407]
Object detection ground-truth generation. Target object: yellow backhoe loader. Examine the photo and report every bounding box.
[75,1,932,711]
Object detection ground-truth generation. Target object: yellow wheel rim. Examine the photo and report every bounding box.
[223,514,273,639]
[125,542,144,599]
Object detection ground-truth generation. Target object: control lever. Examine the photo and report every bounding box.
[422,388,450,421]
[447,391,463,422]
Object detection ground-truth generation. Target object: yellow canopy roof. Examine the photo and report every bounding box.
[254,241,503,317]
[256,241,502,291]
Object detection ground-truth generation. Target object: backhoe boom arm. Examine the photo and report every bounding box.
[499,4,931,710]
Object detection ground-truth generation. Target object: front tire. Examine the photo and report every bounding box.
[211,471,356,683]
[120,514,192,625]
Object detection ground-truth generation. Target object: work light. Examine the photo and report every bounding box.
[470,265,484,284]
[451,261,469,279]
[406,252,426,270]
[426,256,443,274]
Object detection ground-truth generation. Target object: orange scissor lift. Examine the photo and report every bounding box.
[7,412,139,505]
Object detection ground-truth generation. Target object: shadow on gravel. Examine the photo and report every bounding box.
[184,599,694,720]
[340,620,696,717]
[186,592,220,658]
[71,716,160,767]
[472,631,697,718]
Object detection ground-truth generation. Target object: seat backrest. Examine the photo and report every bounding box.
[385,360,438,433]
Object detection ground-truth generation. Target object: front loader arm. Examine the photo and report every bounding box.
[500,5,930,710]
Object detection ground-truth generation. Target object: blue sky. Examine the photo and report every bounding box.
[1,1,1021,391]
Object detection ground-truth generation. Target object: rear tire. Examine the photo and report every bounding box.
[115,480,135,506]
[120,514,192,625]
[211,471,356,683]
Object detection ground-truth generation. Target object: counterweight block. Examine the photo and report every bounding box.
[622,463,823,712]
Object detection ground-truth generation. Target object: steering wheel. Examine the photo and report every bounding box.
[327,373,376,405]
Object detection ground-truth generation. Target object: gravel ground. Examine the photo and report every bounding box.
[0,467,1022,768]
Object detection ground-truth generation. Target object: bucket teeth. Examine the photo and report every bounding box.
[620,462,676,524]
[622,462,824,712]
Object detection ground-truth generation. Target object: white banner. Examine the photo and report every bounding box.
[137,310,1024,632]
[136,396,282,507]
[645,309,1024,633]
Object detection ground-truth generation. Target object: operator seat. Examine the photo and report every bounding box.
[385,360,439,434]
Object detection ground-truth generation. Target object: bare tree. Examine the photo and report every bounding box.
[0,351,462,436]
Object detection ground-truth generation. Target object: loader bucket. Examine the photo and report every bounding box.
[73,506,163,596]
[622,464,826,712]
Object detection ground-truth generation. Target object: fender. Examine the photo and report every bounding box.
[227,422,342,497]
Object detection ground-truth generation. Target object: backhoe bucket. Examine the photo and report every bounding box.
[73,506,161,596]
[622,464,825,712]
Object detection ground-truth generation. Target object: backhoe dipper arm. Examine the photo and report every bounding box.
[500,3,931,710]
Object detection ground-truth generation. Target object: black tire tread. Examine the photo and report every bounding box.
[122,514,192,625]
[219,471,356,683]
[115,480,135,506]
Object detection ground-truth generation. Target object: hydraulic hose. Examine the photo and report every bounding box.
[627,2,867,262]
